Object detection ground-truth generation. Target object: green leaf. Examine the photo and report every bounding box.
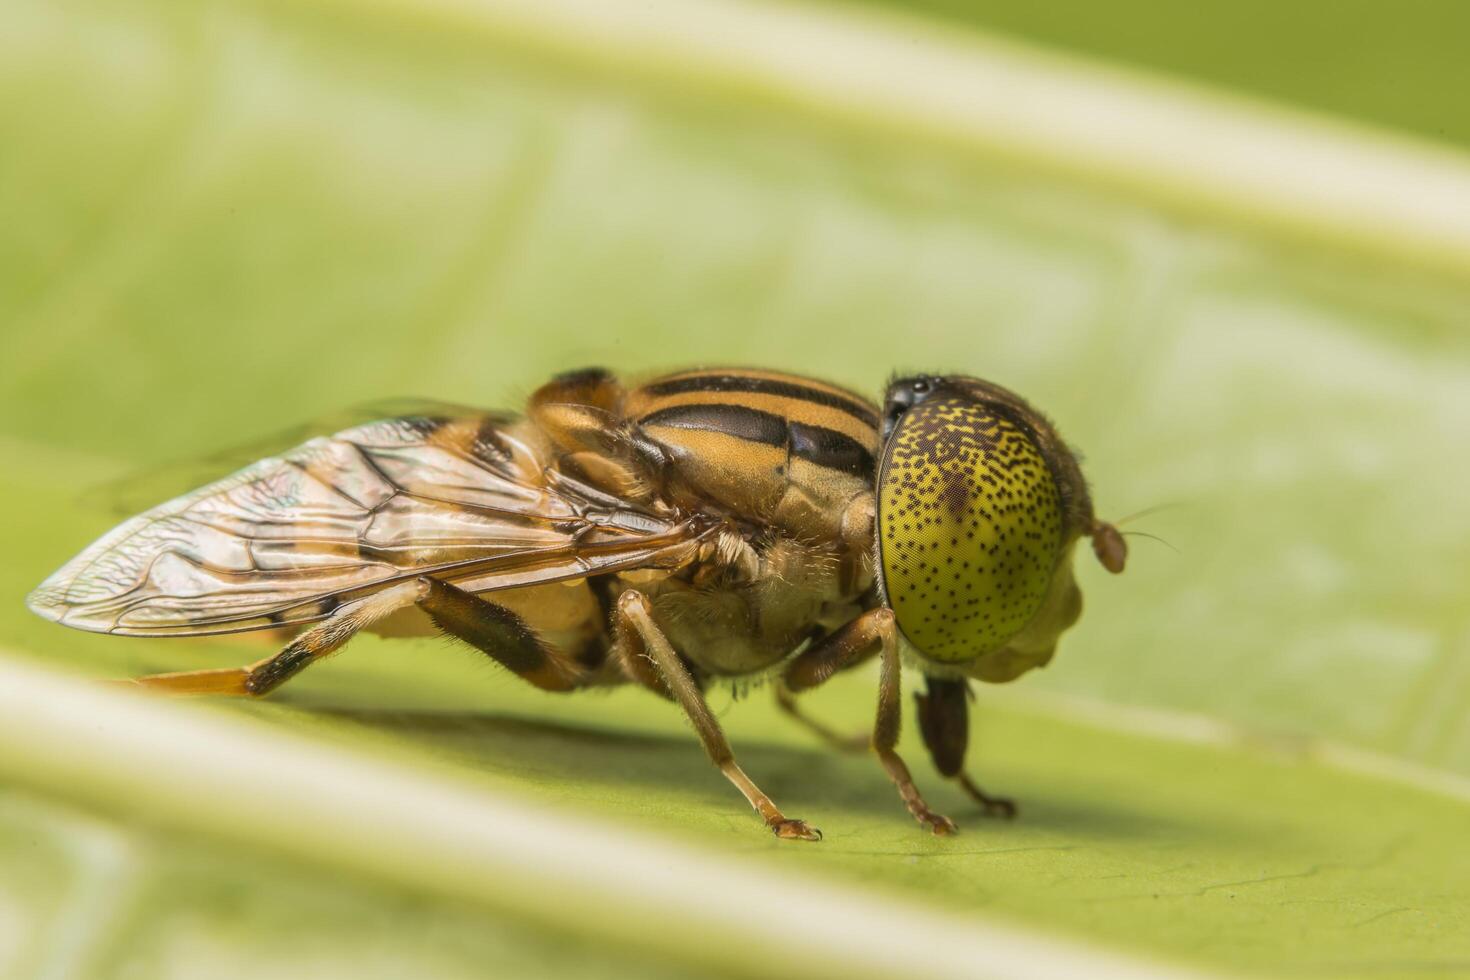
[3,0,1469,977]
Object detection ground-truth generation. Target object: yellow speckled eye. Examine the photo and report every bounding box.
[878,397,1063,663]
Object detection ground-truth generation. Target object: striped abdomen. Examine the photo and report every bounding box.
[625,368,880,539]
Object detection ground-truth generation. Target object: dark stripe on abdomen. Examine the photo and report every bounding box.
[644,373,880,428]
[640,404,875,477]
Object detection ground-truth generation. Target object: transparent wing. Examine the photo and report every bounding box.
[28,409,708,637]
[80,399,483,518]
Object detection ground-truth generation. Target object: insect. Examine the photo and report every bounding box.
[28,368,1126,839]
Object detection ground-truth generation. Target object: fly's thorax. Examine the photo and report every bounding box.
[623,368,881,542]
[878,383,1082,665]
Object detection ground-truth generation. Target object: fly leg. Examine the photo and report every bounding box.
[777,609,955,833]
[413,578,586,692]
[614,590,821,842]
[914,676,1016,818]
[124,581,422,696]
[774,686,868,752]
[774,616,885,752]
[609,598,673,701]
[126,577,590,698]
[870,611,957,835]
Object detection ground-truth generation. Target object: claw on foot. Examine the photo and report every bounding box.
[978,797,1017,819]
[770,818,823,842]
[917,810,958,836]
[959,776,1018,819]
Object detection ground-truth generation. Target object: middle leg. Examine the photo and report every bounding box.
[614,590,821,841]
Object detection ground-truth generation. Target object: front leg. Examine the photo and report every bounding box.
[914,676,1017,819]
[615,591,821,842]
[778,608,955,835]
[871,611,957,836]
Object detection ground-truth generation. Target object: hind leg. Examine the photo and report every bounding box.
[413,577,587,691]
[125,581,422,696]
[127,576,592,698]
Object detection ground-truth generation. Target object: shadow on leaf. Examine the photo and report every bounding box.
[303,706,1212,844]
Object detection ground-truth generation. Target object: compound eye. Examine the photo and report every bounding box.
[878,397,1064,663]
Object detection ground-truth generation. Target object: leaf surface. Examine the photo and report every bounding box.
[3,0,1469,977]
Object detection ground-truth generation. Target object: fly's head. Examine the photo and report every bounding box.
[876,374,1124,682]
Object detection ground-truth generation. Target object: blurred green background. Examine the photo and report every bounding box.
[827,0,1470,147]
[3,0,1470,977]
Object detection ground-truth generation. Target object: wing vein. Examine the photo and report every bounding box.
[29,410,709,638]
